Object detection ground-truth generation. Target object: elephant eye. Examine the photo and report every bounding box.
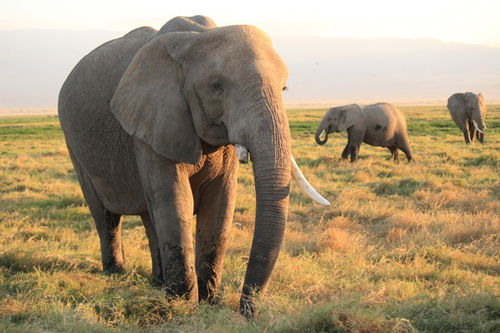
[209,79,224,95]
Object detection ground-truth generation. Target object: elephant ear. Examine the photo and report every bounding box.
[111,32,202,165]
[338,104,363,132]
[447,93,466,125]
[477,93,487,118]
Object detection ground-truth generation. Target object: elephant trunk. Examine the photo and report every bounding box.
[478,131,484,144]
[315,120,330,145]
[236,97,291,317]
[473,96,486,144]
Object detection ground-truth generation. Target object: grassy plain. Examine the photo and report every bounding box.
[1,105,500,332]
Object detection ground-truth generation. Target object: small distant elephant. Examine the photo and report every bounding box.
[315,103,413,162]
[447,92,487,144]
[58,15,328,317]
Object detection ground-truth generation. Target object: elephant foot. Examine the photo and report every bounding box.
[103,262,125,274]
[152,275,165,287]
[199,290,222,305]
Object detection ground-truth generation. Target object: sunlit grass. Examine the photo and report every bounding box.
[1,106,500,332]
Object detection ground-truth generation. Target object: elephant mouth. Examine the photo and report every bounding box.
[235,144,249,163]
[234,144,329,206]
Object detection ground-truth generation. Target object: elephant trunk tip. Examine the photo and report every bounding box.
[315,129,328,145]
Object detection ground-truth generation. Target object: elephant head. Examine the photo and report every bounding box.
[109,24,327,316]
[315,104,363,144]
[447,92,487,144]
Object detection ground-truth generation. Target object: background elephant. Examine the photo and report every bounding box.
[315,103,413,162]
[58,15,327,317]
[447,92,487,144]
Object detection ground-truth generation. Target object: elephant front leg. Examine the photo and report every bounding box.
[468,120,477,144]
[341,132,351,159]
[463,121,472,143]
[347,129,363,162]
[463,130,472,143]
[135,142,198,301]
[341,144,350,159]
[350,145,359,162]
[194,157,238,303]
[150,176,197,300]
[349,139,362,162]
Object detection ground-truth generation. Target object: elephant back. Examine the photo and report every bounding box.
[365,103,407,133]
[59,27,157,122]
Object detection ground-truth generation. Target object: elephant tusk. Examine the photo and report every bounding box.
[473,120,484,134]
[291,155,330,206]
[235,144,249,163]
[320,130,326,140]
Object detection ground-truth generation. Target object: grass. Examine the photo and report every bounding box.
[1,105,500,332]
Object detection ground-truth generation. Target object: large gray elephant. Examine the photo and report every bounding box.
[447,92,487,144]
[315,103,413,162]
[58,15,328,317]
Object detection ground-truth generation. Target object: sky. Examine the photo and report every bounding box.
[1,0,500,47]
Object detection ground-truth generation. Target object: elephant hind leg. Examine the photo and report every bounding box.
[388,147,399,161]
[141,213,164,286]
[67,147,125,273]
[86,197,125,274]
[463,121,472,143]
[394,135,413,162]
[401,149,413,162]
[96,210,125,273]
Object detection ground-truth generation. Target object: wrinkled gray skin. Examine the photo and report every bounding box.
[58,15,292,317]
[315,103,413,162]
[447,92,487,144]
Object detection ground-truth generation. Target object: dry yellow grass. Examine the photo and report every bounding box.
[1,106,500,332]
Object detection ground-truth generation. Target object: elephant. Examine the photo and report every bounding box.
[58,15,329,317]
[447,92,487,144]
[315,103,413,162]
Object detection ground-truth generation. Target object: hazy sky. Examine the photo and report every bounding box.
[1,0,500,46]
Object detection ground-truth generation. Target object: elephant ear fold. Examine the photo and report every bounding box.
[338,104,363,132]
[478,93,486,111]
[111,32,202,165]
[476,93,487,123]
[447,93,466,122]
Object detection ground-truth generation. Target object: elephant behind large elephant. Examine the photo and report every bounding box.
[315,103,413,162]
[447,92,487,144]
[58,15,328,317]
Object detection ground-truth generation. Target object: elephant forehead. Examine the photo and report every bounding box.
[208,25,272,46]
[193,49,287,82]
[193,26,281,60]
